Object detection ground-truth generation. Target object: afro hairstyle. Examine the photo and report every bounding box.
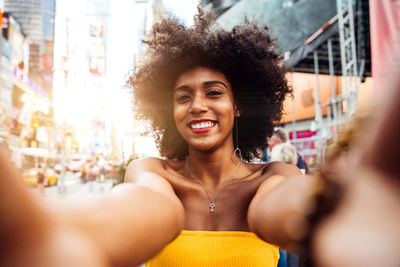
[128,8,292,161]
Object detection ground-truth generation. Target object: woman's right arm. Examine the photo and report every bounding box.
[0,156,185,267]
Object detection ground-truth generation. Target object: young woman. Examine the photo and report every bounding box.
[125,10,301,266]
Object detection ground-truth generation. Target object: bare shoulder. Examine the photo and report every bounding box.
[124,157,166,183]
[123,157,181,200]
[262,161,302,179]
[250,162,303,208]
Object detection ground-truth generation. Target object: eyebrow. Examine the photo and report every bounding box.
[174,85,189,92]
[174,80,227,92]
[203,81,228,89]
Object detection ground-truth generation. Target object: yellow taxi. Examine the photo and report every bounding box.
[22,168,58,187]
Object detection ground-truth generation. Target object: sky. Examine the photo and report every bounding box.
[163,0,200,26]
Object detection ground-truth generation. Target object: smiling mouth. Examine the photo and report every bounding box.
[189,121,217,129]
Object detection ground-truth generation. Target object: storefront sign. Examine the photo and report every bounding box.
[13,67,48,98]
[90,24,105,37]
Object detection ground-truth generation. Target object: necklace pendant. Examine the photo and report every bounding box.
[210,203,215,212]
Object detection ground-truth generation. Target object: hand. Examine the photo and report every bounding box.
[311,78,400,267]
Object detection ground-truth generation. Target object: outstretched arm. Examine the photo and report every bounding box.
[247,162,306,249]
[0,156,184,267]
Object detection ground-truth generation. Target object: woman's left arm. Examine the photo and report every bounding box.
[247,162,312,249]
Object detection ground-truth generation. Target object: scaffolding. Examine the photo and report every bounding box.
[290,0,363,170]
[337,0,360,117]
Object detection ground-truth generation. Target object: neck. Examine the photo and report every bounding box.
[186,145,241,187]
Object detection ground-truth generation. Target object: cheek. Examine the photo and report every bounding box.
[173,105,186,128]
[173,103,180,119]
[217,102,235,122]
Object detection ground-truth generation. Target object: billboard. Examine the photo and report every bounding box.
[281,72,373,123]
[89,56,106,74]
[40,40,54,74]
[90,24,105,37]
[89,24,106,74]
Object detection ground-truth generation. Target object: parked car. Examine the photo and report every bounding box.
[45,169,58,186]
[68,154,89,172]
[22,169,39,187]
[22,168,58,187]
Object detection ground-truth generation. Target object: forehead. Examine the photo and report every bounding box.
[174,66,231,89]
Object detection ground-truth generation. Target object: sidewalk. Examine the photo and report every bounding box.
[45,180,114,198]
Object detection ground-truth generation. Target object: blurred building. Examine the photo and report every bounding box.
[145,0,163,32]
[200,0,241,16]
[5,0,55,97]
[53,0,141,161]
[1,0,55,163]
[6,0,39,75]
[51,0,110,157]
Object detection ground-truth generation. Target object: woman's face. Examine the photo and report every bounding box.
[173,66,237,153]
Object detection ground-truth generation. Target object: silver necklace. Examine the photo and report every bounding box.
[185,158,242,213]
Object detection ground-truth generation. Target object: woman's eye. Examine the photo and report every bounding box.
[175,95,190,102]
[206,90,223,97]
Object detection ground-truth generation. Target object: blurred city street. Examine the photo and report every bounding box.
[1,0,193,199]
[43,171,114,198]
[1,0,399,266]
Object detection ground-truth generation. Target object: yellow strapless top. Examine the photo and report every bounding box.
[145,230,279,267]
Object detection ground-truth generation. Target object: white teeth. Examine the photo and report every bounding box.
[191,121,215,129]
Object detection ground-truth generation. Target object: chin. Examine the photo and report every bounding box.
[189,140,219,153]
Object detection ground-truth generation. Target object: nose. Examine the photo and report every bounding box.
[189,94,208,114]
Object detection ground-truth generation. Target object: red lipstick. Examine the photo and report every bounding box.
[188,119,217,133]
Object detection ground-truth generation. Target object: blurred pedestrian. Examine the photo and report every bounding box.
[268,128,308,174]
[80,162,88,183]
[54,163,62,175]
[270,143,298,165]
[87,162,97,181]
[86,161,99,192]
[38,163,46,189]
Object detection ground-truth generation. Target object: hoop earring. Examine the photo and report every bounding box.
[233,116,243,162]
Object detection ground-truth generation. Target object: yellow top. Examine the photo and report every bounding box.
[145,230,279,267]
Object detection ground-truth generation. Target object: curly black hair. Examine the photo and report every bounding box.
[128,9,292,161]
